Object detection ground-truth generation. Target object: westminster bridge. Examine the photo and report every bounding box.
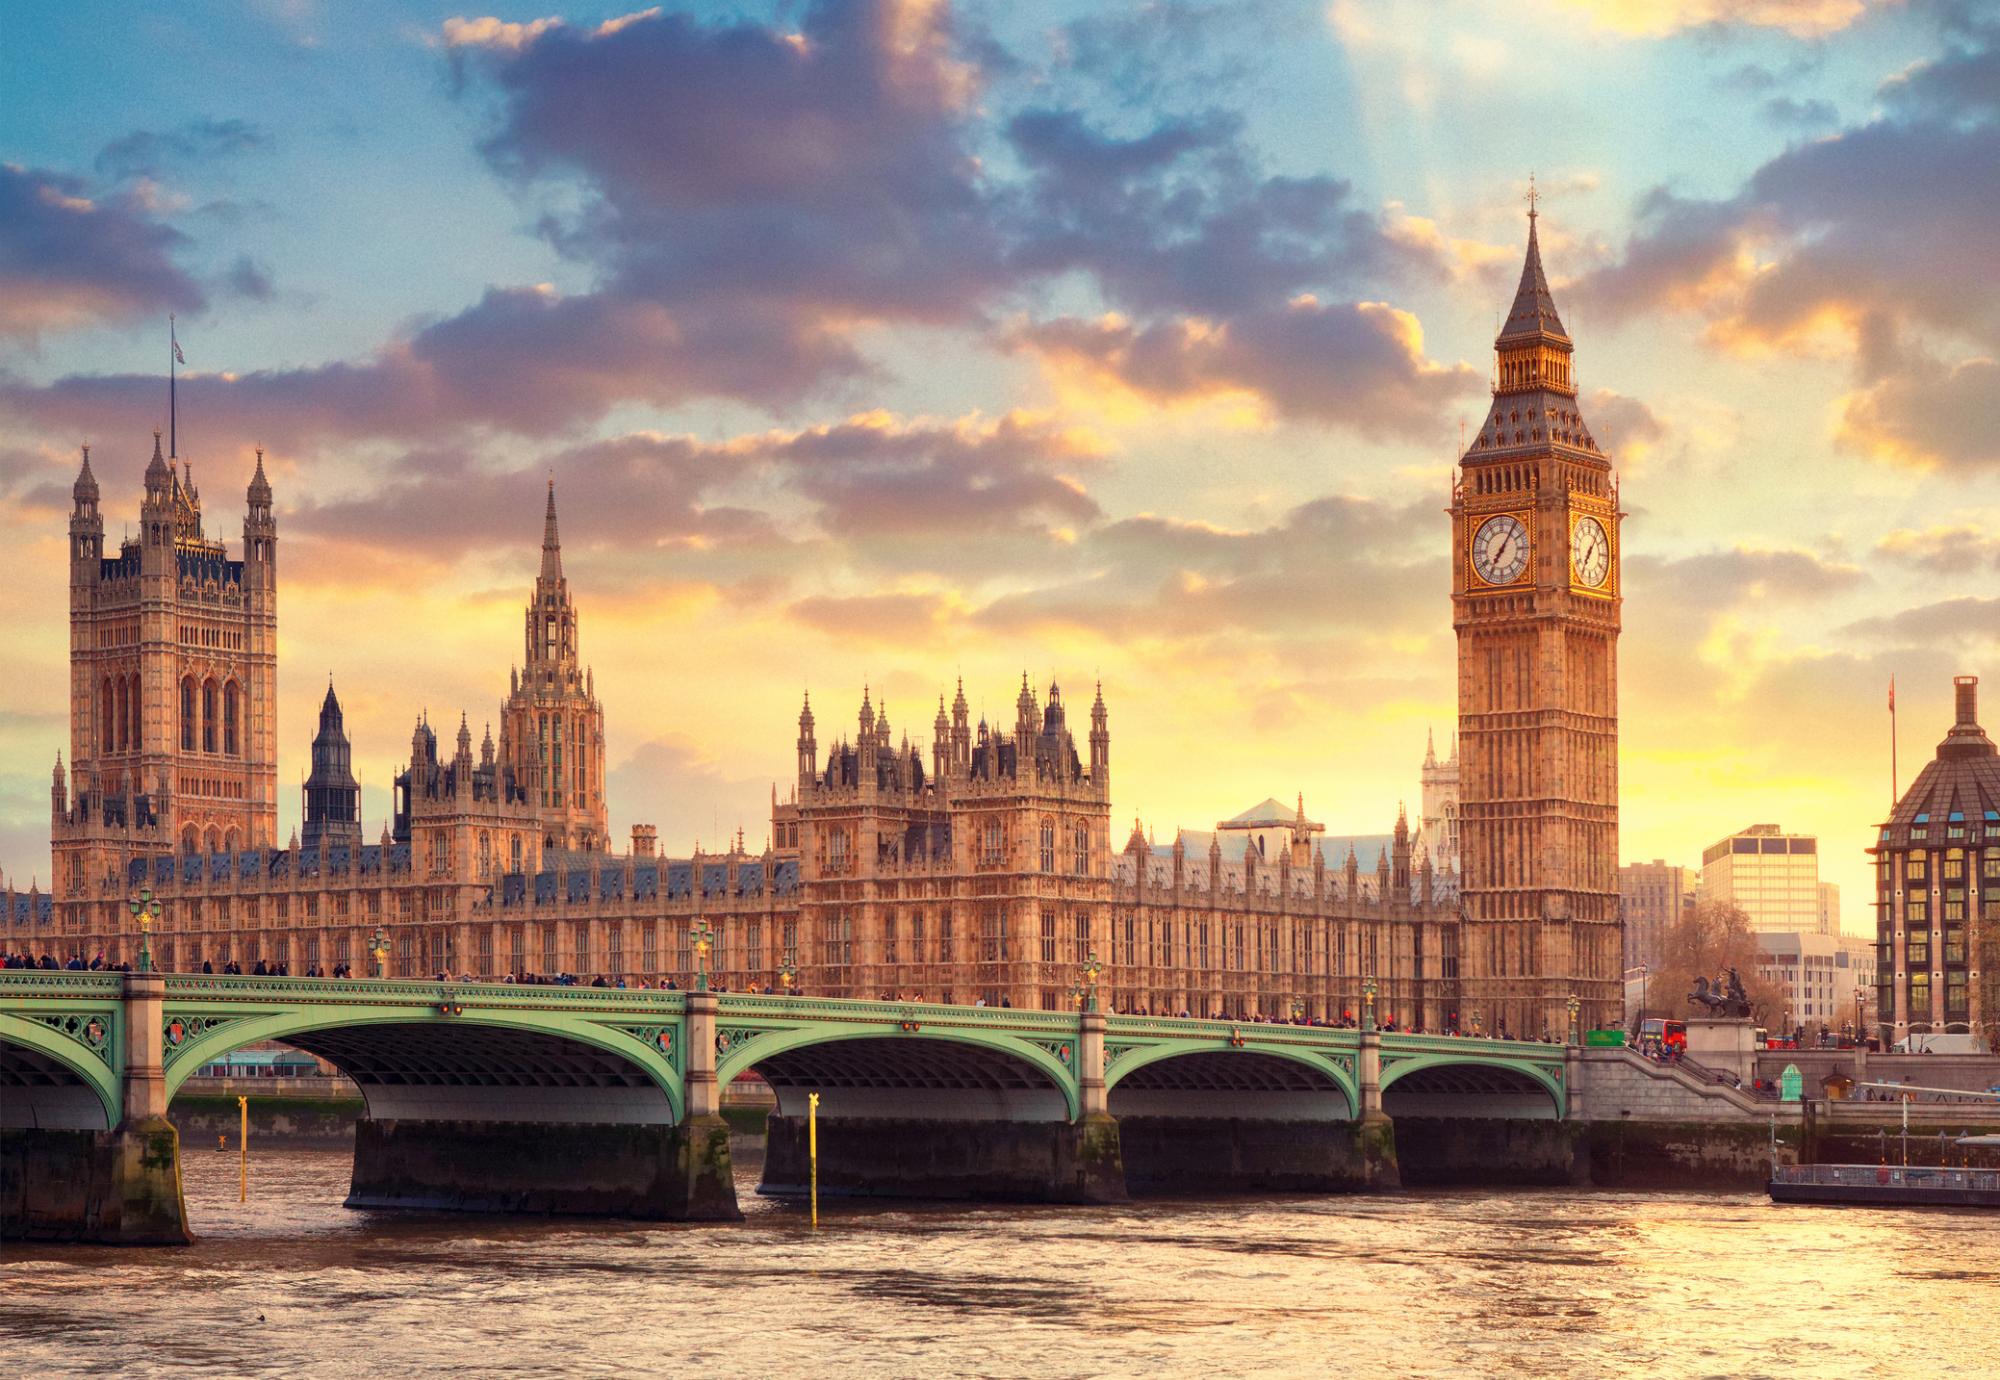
[0,970,1580,1243]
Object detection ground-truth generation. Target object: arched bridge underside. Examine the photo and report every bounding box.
[279,1024,676,1125]
[1,1041,115,1131]
[749,1036,1070,1122]
[1384,1062,1561,1120]
[1110,1050,1354,1121]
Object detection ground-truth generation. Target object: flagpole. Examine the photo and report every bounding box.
[169,314,177,460]
[1890,675,1899,808]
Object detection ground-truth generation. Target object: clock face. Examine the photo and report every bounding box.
[1571,515,1611,588]
[1472,514,1530,585]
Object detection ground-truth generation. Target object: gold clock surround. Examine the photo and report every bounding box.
[1567,504,1618,599]
[1464,509,1534,592]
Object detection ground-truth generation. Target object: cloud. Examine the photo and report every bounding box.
[767,410,1103,541]
[1628,546,1867,611]
[94,118,269,181]
[1761,95,1839,128]
[604,736,776,854]
[0,164,204,341]
[1841,596,2000,647]
[1836,354,2000,471]
[975,494,1442,642]
[1004,106,1434,318]
[1013,301,1477,436]
[1576,14,2000,351]
[786,591,959,642]
[1556,0,1883,38]
[281,409,1098,592]
[1584,388,1668,467]
[1876,524,2000,572]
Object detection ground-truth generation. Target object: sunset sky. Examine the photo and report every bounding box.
[2,0,1996,931]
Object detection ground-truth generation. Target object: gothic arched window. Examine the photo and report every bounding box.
[181,678,197,751]
[1040,817,1056,873]
[222,682,239,756]
[1074,823,1089,876]
[200,679,217,753]
[102,678,116,752]
[127,673,141,751]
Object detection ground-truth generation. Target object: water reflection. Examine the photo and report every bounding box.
[0,1147,1984,1377]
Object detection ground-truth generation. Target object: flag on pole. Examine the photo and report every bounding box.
[172,321,185,365]
[1889,676,1896,711]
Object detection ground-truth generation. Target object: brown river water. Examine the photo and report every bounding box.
[0,1147,1988,1378]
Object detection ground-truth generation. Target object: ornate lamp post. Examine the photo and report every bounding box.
[1361,976,1378,1034]
[1290,998,1306,1025]
[779,953,798,997]
[689,921,715,993]
[1566,994,1582,1047]
[368,925,390,980]
[127,886,161,974]
[1080,949,1103,1014]
[1471,1008,1484,1038]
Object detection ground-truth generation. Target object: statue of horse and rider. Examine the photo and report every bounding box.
[1688,967,1752,1019]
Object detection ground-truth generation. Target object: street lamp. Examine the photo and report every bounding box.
[689,921,715,993]
[126,888,161,972]
[127,887,161,974]
[1471,1008,1484,1038]
[1361,976,1378,1033]
[367,925,390,980]
[1290,998,1306,1025]
[1566,994,1581,1046]
[1080,949,1103,1013]
[778,953,798,996]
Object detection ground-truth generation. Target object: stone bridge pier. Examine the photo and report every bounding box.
[752,1009,1124,1206]
[1,972,192,1245]
[334,989,737,1224]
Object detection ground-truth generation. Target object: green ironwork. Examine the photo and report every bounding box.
[0,973,1572,1132]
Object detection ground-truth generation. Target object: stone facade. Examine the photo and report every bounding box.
[1869,675,2000,1043]
[51,435,279,897]
[6,454,1470,1025]
[1451,206,1623,1039]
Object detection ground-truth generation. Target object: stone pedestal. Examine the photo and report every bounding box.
[1686,1018,1759,1083]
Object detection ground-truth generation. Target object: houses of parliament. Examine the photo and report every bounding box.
[0,213,1623,1035]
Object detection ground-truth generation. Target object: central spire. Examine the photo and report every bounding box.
[1497,198,1568,346]
[540,478,563,582]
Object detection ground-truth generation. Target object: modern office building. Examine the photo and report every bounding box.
[1699,824,1824,933]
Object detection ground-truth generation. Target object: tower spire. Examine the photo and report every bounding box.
[540,477,563,581]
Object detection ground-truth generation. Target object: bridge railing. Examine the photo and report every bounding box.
[0,971,127,997]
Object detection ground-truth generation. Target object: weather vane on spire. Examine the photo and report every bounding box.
[1526,171,1538,220]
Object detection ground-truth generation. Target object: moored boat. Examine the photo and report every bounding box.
[1769,1162,2000,1207]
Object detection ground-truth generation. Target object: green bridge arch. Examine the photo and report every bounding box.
[160,1007,686,1123]
[1379,1052,1566,1117]
[716,1023,1083,1120]
[0,1010,123,1129]
[1104,1039,1359,1117]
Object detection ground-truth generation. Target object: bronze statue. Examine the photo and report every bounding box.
[1688,969,1751,1019]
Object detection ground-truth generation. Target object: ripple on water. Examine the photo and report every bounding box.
[0,1148,1984,1378]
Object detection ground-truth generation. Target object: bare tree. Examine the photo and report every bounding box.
[1641,902,1786,1028]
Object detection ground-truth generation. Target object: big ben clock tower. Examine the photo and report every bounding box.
[1452,196,1622,1039]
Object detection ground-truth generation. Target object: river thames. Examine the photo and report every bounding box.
[0,1147,1984,1378]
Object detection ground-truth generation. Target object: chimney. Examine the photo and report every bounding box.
[1957,675,1979,728]
[631,824,657,858]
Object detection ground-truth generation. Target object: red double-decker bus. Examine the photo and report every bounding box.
[1638,1018,1687,1052]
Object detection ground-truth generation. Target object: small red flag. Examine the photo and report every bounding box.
[1889,676,1896,712]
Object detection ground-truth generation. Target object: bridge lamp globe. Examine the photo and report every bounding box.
[778,956,797,994]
